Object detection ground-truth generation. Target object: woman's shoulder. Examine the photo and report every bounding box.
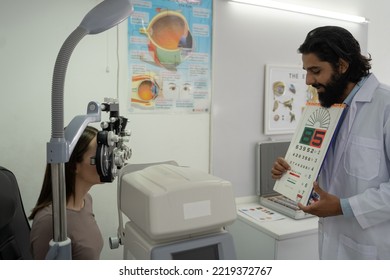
[32,205,53,222]
[83,193,93,210]
[85,192,93,202]
[30,205,53,255]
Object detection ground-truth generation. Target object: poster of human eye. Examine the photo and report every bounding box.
[264,64,319,135]
[273,102,346,206]
[127,0,212,114]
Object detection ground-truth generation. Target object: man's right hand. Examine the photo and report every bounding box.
[271,157,291,179]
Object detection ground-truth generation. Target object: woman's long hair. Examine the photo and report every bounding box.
[29,126,98,220]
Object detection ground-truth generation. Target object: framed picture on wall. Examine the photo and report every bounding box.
[264,64,318,135]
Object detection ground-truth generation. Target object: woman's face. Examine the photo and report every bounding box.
[76,136,101,187]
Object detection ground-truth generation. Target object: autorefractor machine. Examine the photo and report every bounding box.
[109,162,238,260]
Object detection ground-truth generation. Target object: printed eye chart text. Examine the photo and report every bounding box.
[274,103,346,205]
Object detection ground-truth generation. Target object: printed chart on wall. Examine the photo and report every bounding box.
[264,64,319,134]
[273,102,346,206]
[127,0,212,113]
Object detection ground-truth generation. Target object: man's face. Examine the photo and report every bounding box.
[302,53,349,108]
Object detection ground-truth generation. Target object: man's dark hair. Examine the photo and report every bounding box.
[298,26,371,83]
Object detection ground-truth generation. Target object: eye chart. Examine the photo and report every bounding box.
[273,102,346,206]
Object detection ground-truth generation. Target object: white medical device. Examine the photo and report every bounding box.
[110,162,237,259]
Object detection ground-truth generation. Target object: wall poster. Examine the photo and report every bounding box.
[127,0,212,114]
[264,64,319,135]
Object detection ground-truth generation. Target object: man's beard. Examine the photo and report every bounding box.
[314,72,349,108]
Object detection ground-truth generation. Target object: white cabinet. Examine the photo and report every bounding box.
[227,197,319,260]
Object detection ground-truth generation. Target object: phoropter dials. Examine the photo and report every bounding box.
[95,99,131,182]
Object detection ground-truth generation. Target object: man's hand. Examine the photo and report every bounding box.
[298,181,343,217]
[271,157,291,179]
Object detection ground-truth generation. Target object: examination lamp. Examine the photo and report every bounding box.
[46,0,133,259]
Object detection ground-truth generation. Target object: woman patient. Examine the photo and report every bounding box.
[29,126,104,259]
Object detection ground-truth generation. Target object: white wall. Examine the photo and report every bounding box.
[211,0,368,198]
[1,0,389,259]
[209,0,390,199]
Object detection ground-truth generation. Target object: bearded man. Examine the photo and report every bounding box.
[271,26,390,260]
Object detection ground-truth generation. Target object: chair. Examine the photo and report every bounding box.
[0,166,32,259]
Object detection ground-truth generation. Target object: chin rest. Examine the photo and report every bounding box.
[0,166,32,259]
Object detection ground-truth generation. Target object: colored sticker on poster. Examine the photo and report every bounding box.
[127,0,212,114]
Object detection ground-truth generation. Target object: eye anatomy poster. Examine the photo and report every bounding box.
[127,0,212,114]
[273,102,346,206]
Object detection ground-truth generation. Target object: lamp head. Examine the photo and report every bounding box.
[80,0,134,34]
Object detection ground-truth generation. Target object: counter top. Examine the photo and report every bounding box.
[234,196,318,240]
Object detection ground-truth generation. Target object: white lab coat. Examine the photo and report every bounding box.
[318,74,390,259]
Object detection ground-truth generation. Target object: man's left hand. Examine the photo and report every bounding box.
[298,181,343,217]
